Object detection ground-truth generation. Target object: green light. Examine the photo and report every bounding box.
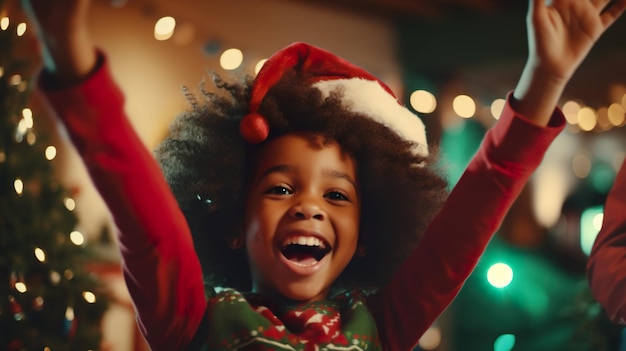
[580,205,604,256]
[487,263,513,288]
[494,334,516,351]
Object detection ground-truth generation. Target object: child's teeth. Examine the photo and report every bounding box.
[282,235,326,248]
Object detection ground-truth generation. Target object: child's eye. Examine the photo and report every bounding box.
[325,191,349,202]
[265,185,293,195]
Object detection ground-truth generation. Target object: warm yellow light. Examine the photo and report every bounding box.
[14,178,23,195]
[0,17,8,30]
[452,94,476,118]
[35,247,46,262]
[418,326,442,350]
[490,98,505,120]
[64,197,76,211]
[577,107,597,132]
[83,291,97,303]
[410,90,437,114]
[154,16,176,41]
[16,22,26,36]
[65,306,75,321]
[608,103,625,126]
[70,231,85,246]
[220,48,243,70]
[17,118,29,136]
[22,108,33,127]
[15,282,27,293]
[562,100,581,125]
[26,132,36,145]
[10,74,21,85]
[45,146,57,160]
[255,59,267,75]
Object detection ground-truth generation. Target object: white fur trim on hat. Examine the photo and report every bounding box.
[314,78,429,156]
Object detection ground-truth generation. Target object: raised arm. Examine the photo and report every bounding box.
[369,0,625,350]
[513,0,626,126]
[21,0,96,84]
[22,1,207,349]
[588,159,626,323]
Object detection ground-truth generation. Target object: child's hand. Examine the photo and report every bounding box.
[513,0,626,126]
[527,0,626,86]
[21,0,96,83]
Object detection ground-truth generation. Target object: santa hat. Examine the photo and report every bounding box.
[239,42,428,156]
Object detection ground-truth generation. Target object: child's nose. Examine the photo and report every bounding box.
[289,199,325,221]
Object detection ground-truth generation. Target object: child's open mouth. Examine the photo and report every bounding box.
[279,235,331,267]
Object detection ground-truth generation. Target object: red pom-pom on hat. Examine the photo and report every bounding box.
[240,113,270,144]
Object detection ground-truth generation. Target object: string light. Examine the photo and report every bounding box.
[562,100,581,125]
[410,89,437,114]
[154,16,176,41]
[83,291,97,304]
[45,146,57,160]
[50,270,61,285]
[254,59,267,75]
[16,22,26,36]
[15,281,27,293]
[577,107,597,131]
[21,108,33,127]
[34,247,46,262]
[69,231,85,245]
[487,263,513,288]
[494,334,516,351]
[64,197,76,211]
[10,74,21,85]
[452,94,476,118]
[26,132,36,145]
[0,16,8,30]
[490,98,505,120]
[418,326,442,350]
[220,48,243,70]
[65,306,75,321]
[14,178,23,195]
[608,103,625,126]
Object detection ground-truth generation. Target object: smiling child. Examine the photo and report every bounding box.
[23,0,626,350]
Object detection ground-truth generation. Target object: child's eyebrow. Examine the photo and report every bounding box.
[257,165,292,182]
[324,170,358,191]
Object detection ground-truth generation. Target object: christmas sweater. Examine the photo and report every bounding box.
[39,55,564,351]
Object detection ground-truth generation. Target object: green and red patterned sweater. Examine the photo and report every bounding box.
[198,289,378,350]
[40,54,564,351]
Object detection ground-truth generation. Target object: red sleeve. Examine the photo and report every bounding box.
[38,55,207,351]
[368,93,565,351]
[587,160,626,324]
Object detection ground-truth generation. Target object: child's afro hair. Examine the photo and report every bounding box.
[154,69,449,294]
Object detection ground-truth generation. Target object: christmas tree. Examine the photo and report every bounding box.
[0,2,110,350]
